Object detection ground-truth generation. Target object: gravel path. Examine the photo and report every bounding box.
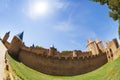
[0,41,7,80]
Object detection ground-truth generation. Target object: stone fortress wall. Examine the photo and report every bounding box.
[2,32,120,76]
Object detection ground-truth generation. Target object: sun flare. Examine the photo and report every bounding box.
[29,1,49,18]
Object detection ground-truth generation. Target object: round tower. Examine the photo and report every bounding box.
[86,39,100,55]
[96,39,105,52]
[2,31,10,43]
[8,32,24,59]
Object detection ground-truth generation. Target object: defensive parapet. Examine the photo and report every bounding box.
[18,47,108,75]
[2,32,120,76]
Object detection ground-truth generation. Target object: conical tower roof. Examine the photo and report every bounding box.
[16,32,24,40]
[32,44,35,47]
[6,31,10,35]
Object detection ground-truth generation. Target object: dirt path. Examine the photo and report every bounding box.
[0,40,7,80]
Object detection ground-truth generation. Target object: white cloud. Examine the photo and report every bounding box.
[52,1,64,9]
[105,21,118,40]
[67,25,97,39]
[69,39,80,47]
[0,0,10,12]
[80,29,97,39]
[53,21,74,32]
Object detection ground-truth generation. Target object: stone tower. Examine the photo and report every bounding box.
[2,31,10,43]
[8,32,24,58]
[111,39,119,52]
[48,45,57,56]
[106,38,119,55]
[72,50,77,57]
[86,39,100,55]
[95,39,105,52]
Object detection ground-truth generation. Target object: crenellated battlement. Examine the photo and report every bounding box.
[18,44,107,61]
[21,46,49,55]
[2,32,120,76]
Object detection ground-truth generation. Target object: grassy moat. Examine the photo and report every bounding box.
[6,53,120,80]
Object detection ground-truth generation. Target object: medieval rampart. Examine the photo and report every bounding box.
[18,46,108,76]
[21,46,49,55]
[3,32,119,76]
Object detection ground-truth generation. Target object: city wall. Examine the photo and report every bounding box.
[18,46,108,76]
[3,32,117,76]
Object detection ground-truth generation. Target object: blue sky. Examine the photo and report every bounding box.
[0,0,118,51]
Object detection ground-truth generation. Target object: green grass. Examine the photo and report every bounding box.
[6,53,120,80]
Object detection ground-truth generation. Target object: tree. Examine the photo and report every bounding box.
[35,45,43,48]
[91,0,120,38]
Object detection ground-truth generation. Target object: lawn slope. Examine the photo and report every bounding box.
[6,53,120,80]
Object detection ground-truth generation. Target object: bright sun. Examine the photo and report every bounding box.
[29,1,49,18]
